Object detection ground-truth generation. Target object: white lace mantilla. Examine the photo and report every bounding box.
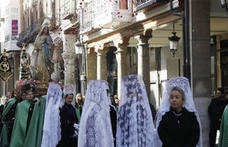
[78,80,114,147]
[155,77,203,147]
[116,75,155,147]
[41,82,62,147]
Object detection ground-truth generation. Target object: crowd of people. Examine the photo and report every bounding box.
[0,76,227,147]
[0,79,84,147]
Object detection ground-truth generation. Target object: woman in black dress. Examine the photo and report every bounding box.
[57,93,78,147]
[157,77,201,147]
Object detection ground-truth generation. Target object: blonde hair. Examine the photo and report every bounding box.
[75,93,82,103]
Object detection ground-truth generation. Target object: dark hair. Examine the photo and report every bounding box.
[170,87,185,100]
[11,90,15,98]
[224,91,228,96]
[65,93,74,99]
[21,83,36,93]
[217,87,224,94]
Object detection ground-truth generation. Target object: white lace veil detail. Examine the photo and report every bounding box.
[83,80,111,111]
[41,82,62,147]
[116,75,155,147]
[63,83,76,106]
[155,77,202,147]
[78,80,114,147]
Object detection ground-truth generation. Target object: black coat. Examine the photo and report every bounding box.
[3,100,19,141]
[208,97,228,129]
[158,107,200,147]
[110,105,117,146]
[57,103,78,147]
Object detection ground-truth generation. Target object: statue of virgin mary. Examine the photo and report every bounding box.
[31,24,54,84]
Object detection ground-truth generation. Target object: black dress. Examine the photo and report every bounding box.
[57,103,78,147]
[110,104,117,146]
[158,107,200,147]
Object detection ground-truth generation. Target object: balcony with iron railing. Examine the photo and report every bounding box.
[79,0,133,34]
[61,0,77,20]
[55,0,78,26]
[134,0,169,11]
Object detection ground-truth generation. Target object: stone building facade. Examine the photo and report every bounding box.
[16,0,80,94]
[1,0,228,146]
[77,0,228,146]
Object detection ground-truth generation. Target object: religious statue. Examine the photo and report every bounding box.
[0,51,12,81]
[31,25,54,85]
[19,46,31,79]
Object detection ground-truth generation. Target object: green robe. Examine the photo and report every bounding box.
[75,107,81,123]
[219,106,228,147]
[9,100,31,147]
[24,95,46,147]
[0,98,17,147]
[1,98,17,119]
[9,95,47,147]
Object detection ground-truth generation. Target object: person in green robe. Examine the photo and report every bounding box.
[9,81,46,147]
[219,106,228,147]
[9,83,34,147]
[0,80,24,147]
[9,98,31,147]
[0,98,17,147]
[23,95,46,147]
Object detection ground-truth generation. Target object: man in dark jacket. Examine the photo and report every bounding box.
[208,88,225,147]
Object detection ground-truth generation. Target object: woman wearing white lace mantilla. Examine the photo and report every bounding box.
[78,80,114,147]
[41,82,62,147]
[156,77,202,147]
[116,75,155,147]
[57,84,78,147]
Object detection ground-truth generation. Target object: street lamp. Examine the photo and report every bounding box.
[168,23,180,56]
[221,0,228,13]
[169,0,191,83]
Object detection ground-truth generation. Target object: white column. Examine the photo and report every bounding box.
[62,52,76,85]
[135,35,150,78]
[115,44,128,99]
[96,49,107,80]
[116,49,123,99]
[62,34,76,86]
[135,30,152,101]
[97,50,102,80]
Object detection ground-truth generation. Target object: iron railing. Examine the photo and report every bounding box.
[61,0,76,19]
[80,0,133,34]
[55,0,77,25]
[134,0,168,11]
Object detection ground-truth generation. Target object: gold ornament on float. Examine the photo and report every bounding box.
[0,50,12,81]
